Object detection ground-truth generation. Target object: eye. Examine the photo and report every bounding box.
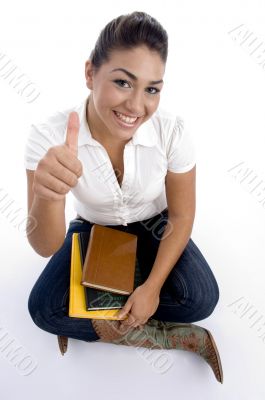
[113,79,130,88]
[147,87,160,95]
[113,79,160,95]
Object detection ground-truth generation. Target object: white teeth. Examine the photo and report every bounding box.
[114,111,137,124]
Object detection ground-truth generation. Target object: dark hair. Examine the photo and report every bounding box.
[89,11,168,72]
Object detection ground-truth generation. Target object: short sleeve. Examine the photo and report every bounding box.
[167,116,196,173]
[24,123,59,170]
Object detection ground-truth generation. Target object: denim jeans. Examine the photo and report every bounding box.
[27,208,220,342]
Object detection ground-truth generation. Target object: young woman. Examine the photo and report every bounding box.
[24,11,223,383]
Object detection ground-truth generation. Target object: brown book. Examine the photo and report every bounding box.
[80,224,138,295]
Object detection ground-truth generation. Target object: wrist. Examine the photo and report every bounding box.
[142,279,162,295]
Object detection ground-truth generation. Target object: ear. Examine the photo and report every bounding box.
[85,59,94,90]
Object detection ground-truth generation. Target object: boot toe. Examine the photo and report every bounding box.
[57,335,68,355]
[203,329,224,384]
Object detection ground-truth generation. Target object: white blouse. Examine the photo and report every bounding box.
[24,96,196,226]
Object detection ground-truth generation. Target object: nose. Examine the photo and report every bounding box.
[125,90,145,116]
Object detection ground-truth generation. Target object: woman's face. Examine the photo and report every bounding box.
[85,45,165,145]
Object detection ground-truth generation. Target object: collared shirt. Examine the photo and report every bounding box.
[24,96,196,226]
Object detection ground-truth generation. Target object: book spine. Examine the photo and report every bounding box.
[81,225,95,284]
[93,229,105,283]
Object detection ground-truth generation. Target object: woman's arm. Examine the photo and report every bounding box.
[143,165,196,293]
[26,169,66,258]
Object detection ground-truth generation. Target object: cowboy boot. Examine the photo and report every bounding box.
[57,335,68,355]
[91,318,223,384]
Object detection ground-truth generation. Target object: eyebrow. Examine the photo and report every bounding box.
[110,68,164,85]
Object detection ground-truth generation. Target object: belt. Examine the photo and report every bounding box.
[75,208,168,225]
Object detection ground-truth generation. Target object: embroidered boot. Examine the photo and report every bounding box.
[57,335,68,355]
[91,318,223,384]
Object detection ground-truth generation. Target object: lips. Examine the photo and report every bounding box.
[114,110,138,123]
[112,110,140,128]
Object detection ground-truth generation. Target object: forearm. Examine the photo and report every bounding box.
[143,216,194,293]
[27,196,66,257]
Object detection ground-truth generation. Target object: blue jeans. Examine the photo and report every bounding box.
[27,208,220,342]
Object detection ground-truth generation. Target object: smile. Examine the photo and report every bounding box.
[112,110,140,127]
[113,111,138,124]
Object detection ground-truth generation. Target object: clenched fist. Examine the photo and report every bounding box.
[33,112,83,201]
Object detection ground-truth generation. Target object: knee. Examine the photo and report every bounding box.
[28,284,53,332]
[28,285,42,325]
[192,281,220,320]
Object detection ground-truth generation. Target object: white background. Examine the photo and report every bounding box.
[0,0,265,398]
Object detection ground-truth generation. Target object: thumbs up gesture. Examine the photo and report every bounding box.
[33,112,83,201]
[65,111,80,156]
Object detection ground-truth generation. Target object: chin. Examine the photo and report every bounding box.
[112,131,134,142]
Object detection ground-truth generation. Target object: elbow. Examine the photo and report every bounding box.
[168,214,195,225]
[26,235,65,258]
[167,215,195,235]
[27,241,53,258]
[35,248,55,258]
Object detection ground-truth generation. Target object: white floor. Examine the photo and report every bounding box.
[1,169,265,399]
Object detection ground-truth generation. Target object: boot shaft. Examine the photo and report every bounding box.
[91,318,223,384]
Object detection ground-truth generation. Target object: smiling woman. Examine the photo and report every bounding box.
[24,11,223,383]
[84,44,165,145]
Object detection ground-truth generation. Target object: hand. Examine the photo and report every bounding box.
[33,112,83,201]
[116,283,160,329]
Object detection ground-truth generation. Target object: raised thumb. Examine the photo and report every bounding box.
[65,111,80,155]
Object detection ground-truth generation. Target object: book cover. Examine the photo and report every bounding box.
[80,224,138,295]
[68,232,124,320]
[78,231,143,311]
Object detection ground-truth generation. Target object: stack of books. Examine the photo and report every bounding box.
[68,224,143,320]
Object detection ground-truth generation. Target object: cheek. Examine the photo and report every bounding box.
[147,98,160,115]
[97,86,124,109]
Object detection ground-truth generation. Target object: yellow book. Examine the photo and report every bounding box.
[68,232,124,320]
